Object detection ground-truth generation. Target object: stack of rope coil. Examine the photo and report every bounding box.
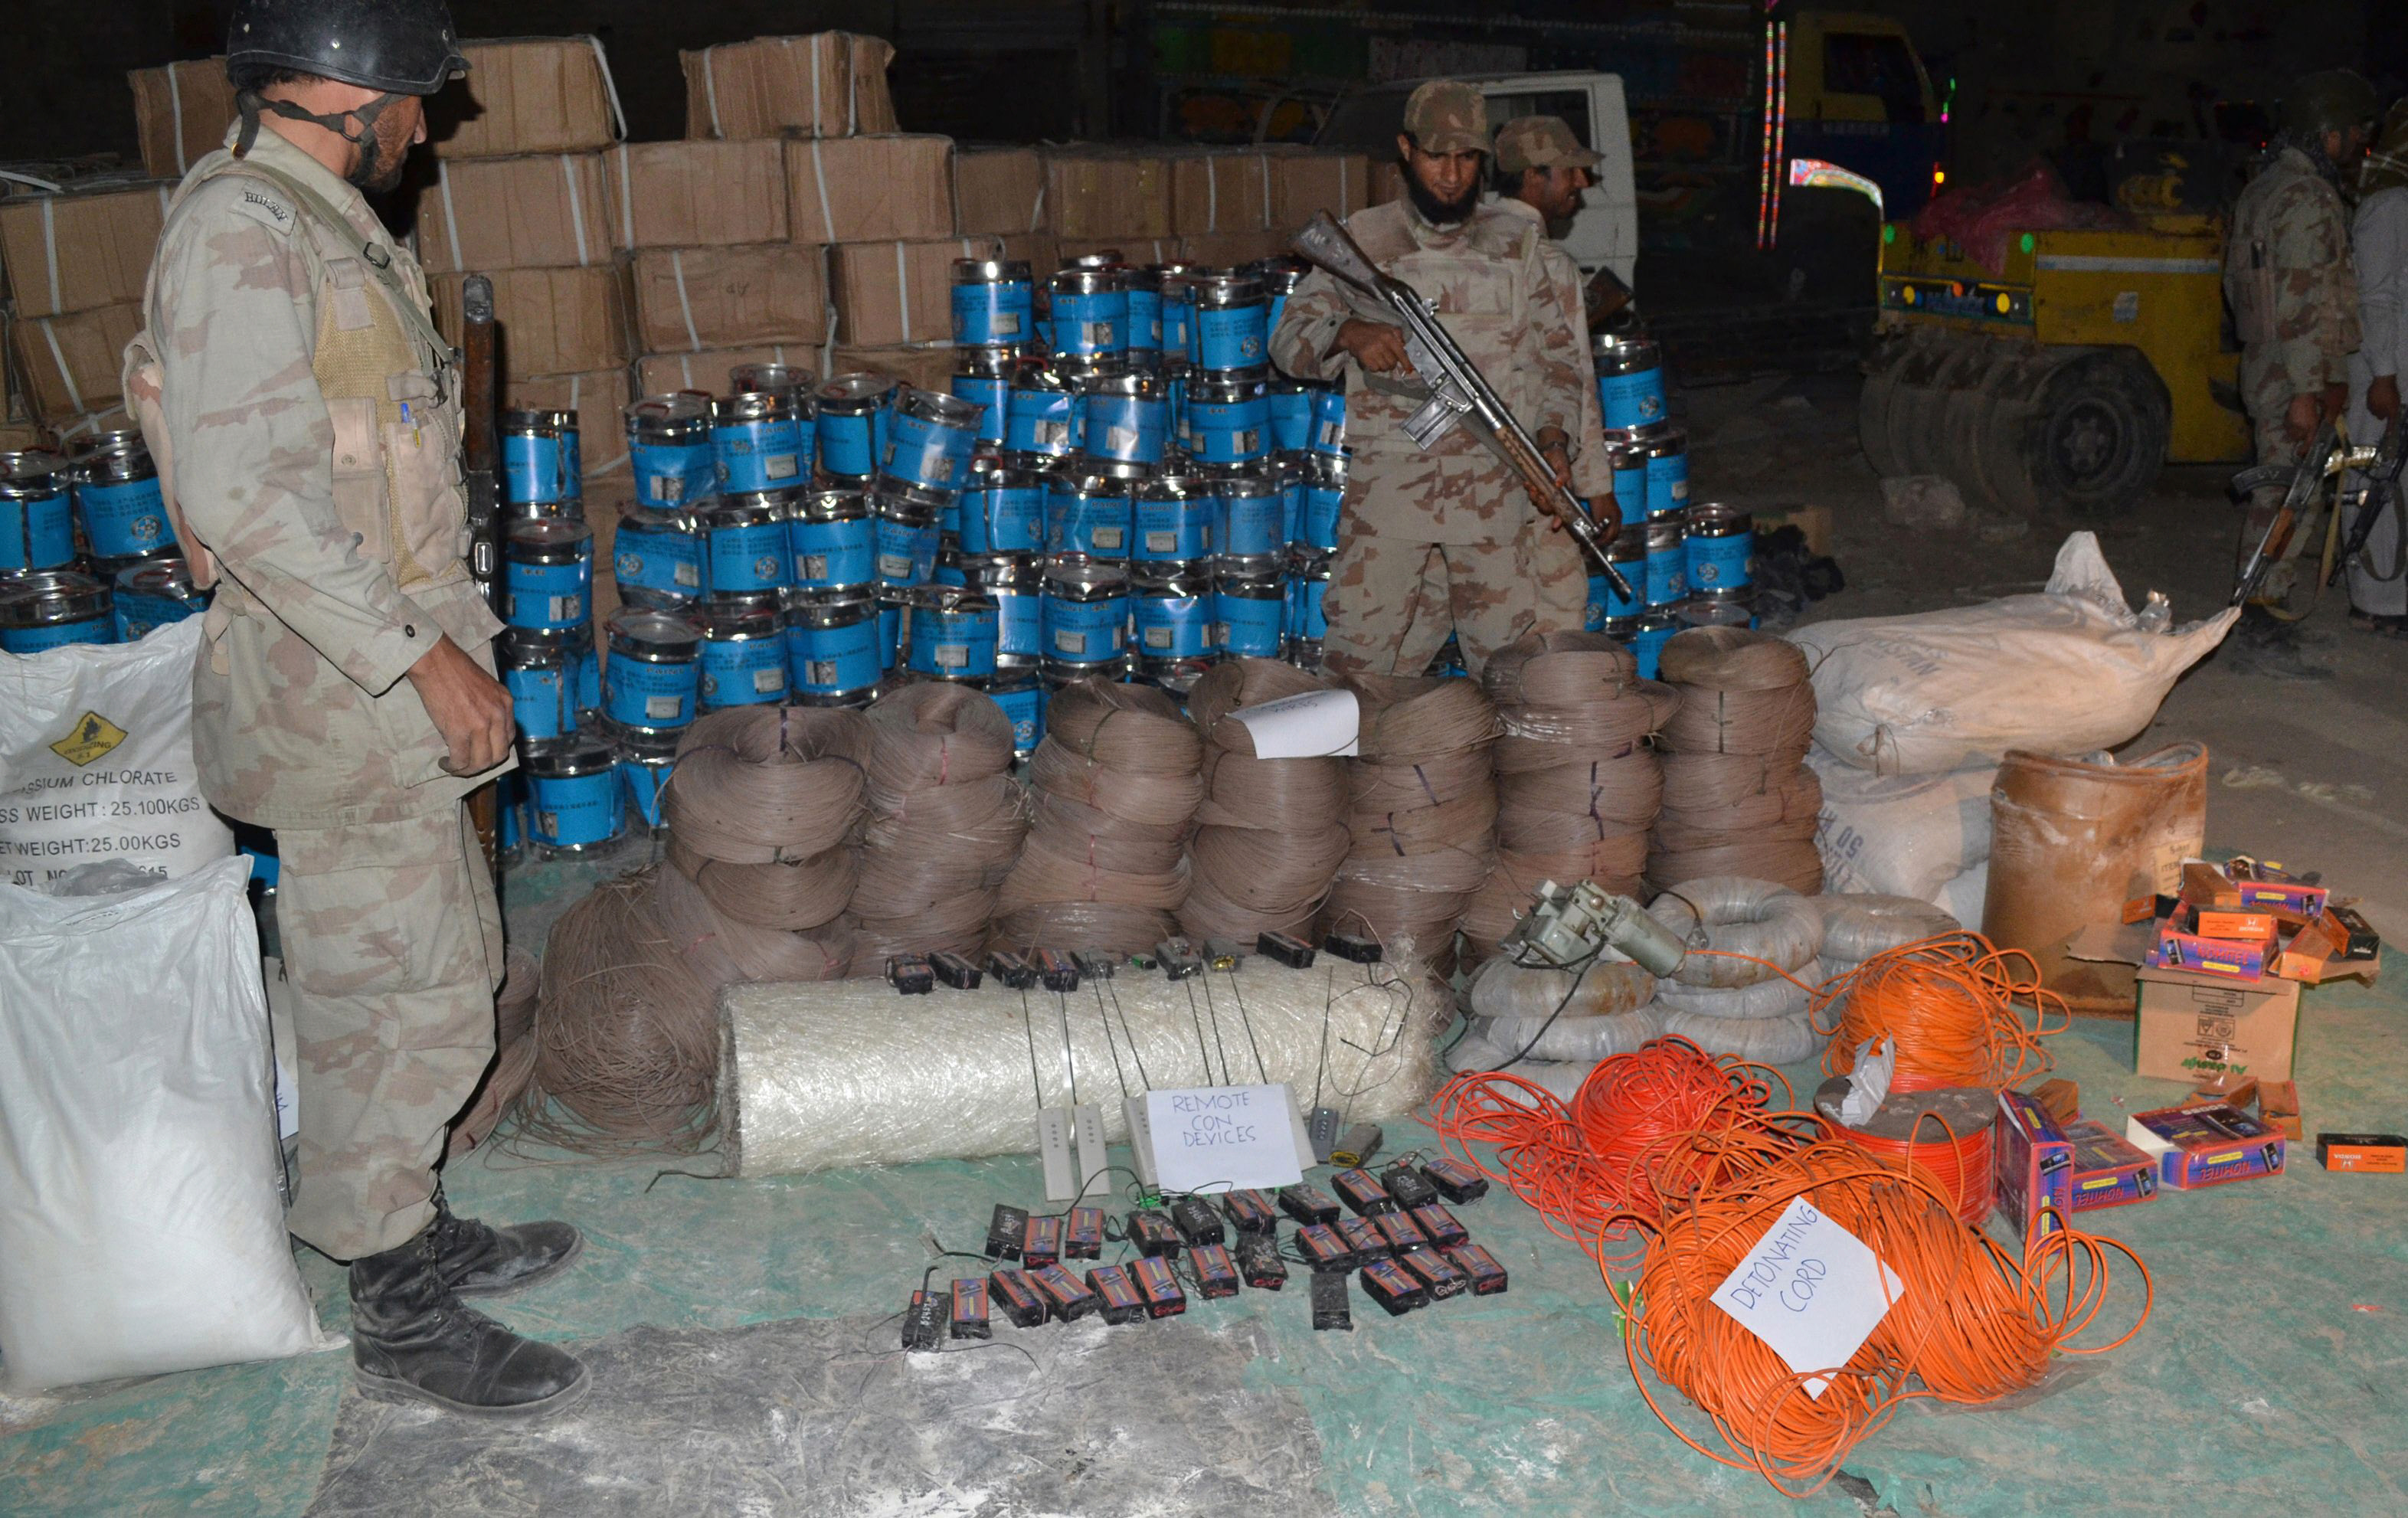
[659,705,869,976]
[1323,673,1501,973]
[1648,627,1822,895]
[1179,658,1351,943]
[1644,876,1827,1064]
[993,678,1202,954]
[1810,893,1961,1032]
[1464,631,1676,959]
[847,683,1032,971]
[1814,932,2067,1091]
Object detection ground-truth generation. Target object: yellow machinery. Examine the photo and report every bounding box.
[1858,214,2250,516]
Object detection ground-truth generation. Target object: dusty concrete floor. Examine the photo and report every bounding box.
[5,371,2405,1516]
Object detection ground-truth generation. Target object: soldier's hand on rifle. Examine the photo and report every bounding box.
[2321,381,2350,427]
[1335,319,1411,375]
[1535,429,1576,535]
[2370,375,2400,423]
[406,635,515,777]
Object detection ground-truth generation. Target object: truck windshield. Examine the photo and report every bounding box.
[1824,33,1925,124]
[1484,90,1595,155]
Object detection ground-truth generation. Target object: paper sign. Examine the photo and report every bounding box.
[1229,689,1359,758]
[1709,1197,1903,1399]
[1144,1084,1307,1192]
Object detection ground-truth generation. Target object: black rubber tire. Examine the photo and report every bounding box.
[1891,337,1985,477]
[1857,340,1909,477]
[1952,344,2052,514]
[2002,350,2172,519]
[1936,340,2007,502]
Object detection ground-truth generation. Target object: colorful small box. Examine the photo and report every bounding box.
[2125,1103,2285,1190]
[2151,927,2267,981]
[2234,880,2328,918]
[2063,1119,2158,1212]
[1992,1089,2076,1238]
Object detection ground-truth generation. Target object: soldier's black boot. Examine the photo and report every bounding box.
[350,1227,590,1420]
[427,1186,584,1299]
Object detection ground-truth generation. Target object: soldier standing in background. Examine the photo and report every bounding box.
[2224,68,2375,668]
[2345,98,2408,636]
[1270,80,1611,679]
[1492,115,1615,525]
[126,0,587,1418]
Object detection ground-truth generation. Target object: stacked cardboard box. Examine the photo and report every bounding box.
[1023,144,1370,273]
[680,33,898,141]
[0,178,174,423]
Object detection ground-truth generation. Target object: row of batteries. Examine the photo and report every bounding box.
[911,1157,1510,1343]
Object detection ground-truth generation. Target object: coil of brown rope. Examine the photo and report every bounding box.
[1323,673,1502,970]
[664,705,871,865]
[848,683,1032,970]
[1179,658,1352,942]
[1649,627,1824,895]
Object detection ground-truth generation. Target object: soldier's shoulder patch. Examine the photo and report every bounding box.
[185,173,299,236]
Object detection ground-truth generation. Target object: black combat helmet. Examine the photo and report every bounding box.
[226,0,469,97]
[2279,70,2378,141]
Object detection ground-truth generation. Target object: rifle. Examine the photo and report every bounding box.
[1289,212,1637,603]
[456,273,502,872]
[2333,407,2406,581]
[2230,418,2338,607]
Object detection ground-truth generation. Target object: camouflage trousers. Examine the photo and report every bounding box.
[2238,352,2318,600]
[276,803,502,1260]
[1320,518,1588,680]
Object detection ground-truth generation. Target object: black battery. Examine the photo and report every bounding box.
[1397,1245,1467,1301]
[1330,1124,1383,1168]
[902,1288,944,1350]
[950,1277,991,1340]
[1170,1196,1227,1248]
[1029,1262,1101,1322]
[930,950,983,990]
[1257,930,1317,969]
[986,950,1038,990]
[1444,1243,1508,1297]
[987,1268,1047,1328]
[986,1203,1030,1260]
[1032,947,1080,993]
[1133,1256,1187,1318]
[885,955,935,995]
[1127,1209,1183,1258]
[1337,1215,1389,1263]
[1188,1242,1240,1300]
[1235,1233,1289,1291]
[1065,1206,1106,1259]
[1278,1183,1343,1226]
[1071,950,1119,980]
[1310,1269,1353,1330]
[1419,1157,1490,1204]
[1372,1209,1429,1255]
[1201,938,1245,972]
[1155,937,1203,980]
[1323,931,1383,963]
[1409,1204,1468,1249]
[1333,1168,1395,1216]
[1022,1214,1062,1270]
[1381,1164,1440,1210]
[1222,1189,1278,1235]
[1085,1264,1143,1325]
[1295,1223,1356,1273]
[1358,1258,1427,1316]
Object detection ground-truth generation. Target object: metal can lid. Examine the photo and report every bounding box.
[524,731,617,777]
[816,371,900,410]
[953,257,1033,283]
[607,607,704,649]
[506,516,595,552]
[0,568,111,623]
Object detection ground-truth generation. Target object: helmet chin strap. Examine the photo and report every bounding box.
[234,88,404,187]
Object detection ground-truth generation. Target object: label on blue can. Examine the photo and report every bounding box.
[1611,460,1648,511]
[530,770,623,849]
[882,410,978,492]
[1646,453,1690,517]
[113,587,202,643]
[952,280,1033,345]
[2,491,77,573]
[1215,591,1284,657]
[954,371,1010,444]
[1134,495,1212,561]
[1049,492,1131,558]
[701,636,790,708]
[990,682,1045,752]
[1267,388,1313,453]
[503,433,572,505]
[1186,397,1267,466]
[1687,533,1752,591]
[788,617,882,695]
[1309,389,1347,455]
[1197,304,1268,371]
[1302,483,1343,551]
[1645,541,1687,606]
[604,656,698,728]
[1052,290,1127,356]
[1084,394,1169,466]
[705,520,791,596]
[77,476,175,558]
[574,642,600,712]
[1134,592,1212,658]
[1163,294,1193,358]
[966,483,1044,555]
[908,604,1001,678]
[1219,492,1284,558]
[818,413,877,478]
[1285,575,1329,641]
[873,516,941,586]
[505,662,572,742]
[878,602,901,671]
[631,440,715,508]
[790,514,875,589]
[713,417,807,493]
[1599,368,1667,431]
[1,614,118,654]
[615,519,703,599]
[620,759,669,828]
[994,588,1042,658]
[503,557,590,631]
[1044,593,1127,662]
[1127,287,1163,352]
[1006,388,1079,456]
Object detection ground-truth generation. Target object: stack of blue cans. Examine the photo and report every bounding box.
[0,432,209,657]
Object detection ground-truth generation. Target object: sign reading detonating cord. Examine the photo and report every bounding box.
[1709,1198,1903,1399]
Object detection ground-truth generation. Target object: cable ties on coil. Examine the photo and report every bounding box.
[1412,761,1441,808]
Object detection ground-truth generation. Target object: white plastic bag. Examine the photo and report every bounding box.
[1790,534,2235,776]
[1808,748,1997,905]
[0,620,234,887]
[0,856,333,1392]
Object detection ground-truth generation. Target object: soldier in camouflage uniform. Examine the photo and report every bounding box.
[2225,70,2375,644]
[1492,116,1614,510]
[1271,81,1613,679]
[125,0,586,1419]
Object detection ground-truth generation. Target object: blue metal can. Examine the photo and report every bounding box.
[627,394,717,509]
[1049,268,1127,357]
[699,594,790,709]
[958,552,1043,665]
[908,586,1002,680]
[502,408,578,507]
[1644,518,1687,607]
[1307,384,1347,457]
[614,725,680,831]
[952,345,1018,446]
[1214,557,1286,659]
[878,386,985,495]
[699,492,793,597]
[1193,273,1269,375]
[872,485,943,587]
[111,558,208,642]
[1593,334,1667,432]
[0,452,76,574]
[1682,502,1753,593]
[1003,370,1081,463]
[525,734,624,856]
[789,488,875,591]
[70,428,177,563]
[958,460,1045,555]
[983,669,1045,758]
[502,517,593,633]
[1265,378,1314,453]
[613,502,703,609]
[951,257,1036,346]
[1124,267,1163,355]
[1131,564,1215,662]
[1185,375,1268,466]
[1300,453,1346,552]
[0,571,116,654]
[602,608,702,733]
[711,389,810,493]
[1041,555,1130,676]
[1284,551,1330,643]
[1078,372,1170,473]
[1047,473,1133,559]
[816,373,897,483]
[1212,471,1284,560]
[787,589,884,705]
[1133,474,1215,562]
[499,626,577,744]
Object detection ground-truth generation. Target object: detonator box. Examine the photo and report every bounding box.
[2133,964,2298,1084]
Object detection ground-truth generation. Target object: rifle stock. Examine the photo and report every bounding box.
[456,273,502,874]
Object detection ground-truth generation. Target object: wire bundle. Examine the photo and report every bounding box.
[1461,632,1676,959]
[662,705,869,941]
[848,683,1032,970]
[1179,658,1352,942]
[1323,673,1501,972]
[1617,1135,2149,1497]
[1814,933,2069,1091]
[1648,628,1824,895]
[1639,875,1828,1064]
[993,678,1202,954]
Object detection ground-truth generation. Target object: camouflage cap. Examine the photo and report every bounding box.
[1494,115,1603,175]
[2281,69,2378,139]
[1402,80,1490,155]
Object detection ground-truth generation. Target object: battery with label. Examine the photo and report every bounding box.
[2063,1118,2159,1211]
[1444,1243,1509,1297]
[1134,1255,1189,1317]
[1279,1183,1342,1225]
[1222,1189,1279,1235]
[1372,1209,1430,1255]
[1420,1158,1490,1204]
[1022,1214,1062,1270]
[1065,1206,1106,1258]
[986,1203,1030,1260]
[1296,1222,1356,1272]
[1188,1242,1241,1300]
[1381,1165,1439,1209]
[1337,1215,1389,1262]
[1170,1196,1228,1247]
[1086,1264,1144,1324]
[1397,1245,1468,1300]
[1409,1204,1469,1249]
[1127,1209,1184,1258]
[950,1277,992,1340]
[1029,1262,1101,1321]
[988,1268,1048,1328]
[1333,1168,1395,1216]
[1359,1258,1428,1316]
[1236,1233,1289,1290]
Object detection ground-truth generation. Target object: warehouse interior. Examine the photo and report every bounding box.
[3,3,2407,1516]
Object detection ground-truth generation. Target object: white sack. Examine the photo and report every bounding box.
[0,620,234,886]
[1790,533,2235,776]
[1808,748,1997,905]
[0,856,332,1392]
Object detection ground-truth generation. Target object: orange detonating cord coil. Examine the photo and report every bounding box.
[1814,932,2069,1091]
[1826,1110,1996,1225]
